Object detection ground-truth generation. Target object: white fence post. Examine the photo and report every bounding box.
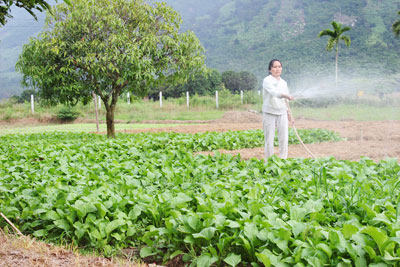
[240,90,243,104]
[186,91,189,108]
[159,91,163,108]
[31,94,34,114]
[215,91,219,109]
[98,95,101,109]
[127,92,130,104]
[92,92,99,133]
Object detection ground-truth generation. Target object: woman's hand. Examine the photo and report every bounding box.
[281,94,294,101]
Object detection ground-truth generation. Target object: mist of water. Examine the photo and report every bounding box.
[289,67,400,101]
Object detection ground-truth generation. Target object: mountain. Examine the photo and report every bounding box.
[166,0,400,91]
[1,0,400,98]
[0,6,46,99]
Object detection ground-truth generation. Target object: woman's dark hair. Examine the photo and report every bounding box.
[268,59,282,72]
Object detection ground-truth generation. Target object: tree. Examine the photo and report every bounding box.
[0,0,69,26]
[16,0,205,137]
[222,70,240,93]
[318,21,351,86]
[11,88,37,103]
[238,71,257,91]
[222,70,257,93]
[393,11,400,37]
[149,68,222,99]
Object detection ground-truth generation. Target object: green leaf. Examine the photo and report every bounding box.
[170,250,185,259]
[290,206,308,221]
[105,219,125,235]
[389,237,400,245]
[240,235,252,254]
[54,219,70,231]
[127,227,136,237]
[171,193,192,207]
[316,243,332,258]
[383,251,400,261]
[361,226,389,255]
[33,229,46,237]
[140,247,155,258]
[226,220,240,228]
[95,203,108,218]
[73,201,97,219]
[128,205,142,220]
[244,222,258,242]
[184,235,195,244]
[44,210,60,221]
[187,215,200,231]
[255,251,271,267]
[111,232,123,241]
[224,253,241,267]
[291,221,306,238]
[257,228,269,241]
[196,253,218,267]
[75,228,85,240]
[329,230,347,253]
[363,245,377,260]
[33,208,48,215]
[342,224,358,239]
[193,227,216,240]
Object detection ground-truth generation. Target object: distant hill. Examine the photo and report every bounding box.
[1,0,400,98]
[0,6,46,98]
[166,0,400,90]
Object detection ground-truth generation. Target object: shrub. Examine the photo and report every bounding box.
[56,106,80,122]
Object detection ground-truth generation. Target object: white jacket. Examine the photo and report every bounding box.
[262,75,289,115]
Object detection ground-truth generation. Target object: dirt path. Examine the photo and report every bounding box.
[124,111,400,162]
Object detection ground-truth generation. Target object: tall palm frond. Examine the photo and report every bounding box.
[340,35,351,47]
[393,11,400,37]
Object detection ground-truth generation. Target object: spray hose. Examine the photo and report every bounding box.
[292,125,316,158]
[286,100,316,159]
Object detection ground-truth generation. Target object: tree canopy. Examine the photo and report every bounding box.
[221,70,257,93]
[16,0,205,137]
[149,68,222,99]
[0,0,69,25]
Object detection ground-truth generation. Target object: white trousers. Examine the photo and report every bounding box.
[262,112,288,159]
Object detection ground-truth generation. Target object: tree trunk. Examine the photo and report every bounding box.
[335,44,339,88]
[105,105,116,138]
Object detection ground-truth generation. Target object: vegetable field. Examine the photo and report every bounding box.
[1,129,400,266]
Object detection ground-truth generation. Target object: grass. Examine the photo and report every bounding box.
[0,123,192,135]
[0,99,227,122]
[0,229,141,266]
[292,104,400,121]
[1,91,399,130]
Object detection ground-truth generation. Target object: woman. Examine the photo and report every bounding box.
[262,59,294,159]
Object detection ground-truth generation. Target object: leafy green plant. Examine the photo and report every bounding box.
[0,131,399,266]
[56,106,80,122]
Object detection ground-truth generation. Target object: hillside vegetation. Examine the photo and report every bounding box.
[167,0,400,83]
[1,0,400,98]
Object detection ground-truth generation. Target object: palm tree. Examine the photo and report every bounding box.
[393,11,400,37]
[318,21,351,87]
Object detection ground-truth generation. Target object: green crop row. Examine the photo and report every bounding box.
[0,127,342,152]
[1,131,399,266]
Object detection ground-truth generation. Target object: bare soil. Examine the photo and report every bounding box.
[124,111,400,162]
